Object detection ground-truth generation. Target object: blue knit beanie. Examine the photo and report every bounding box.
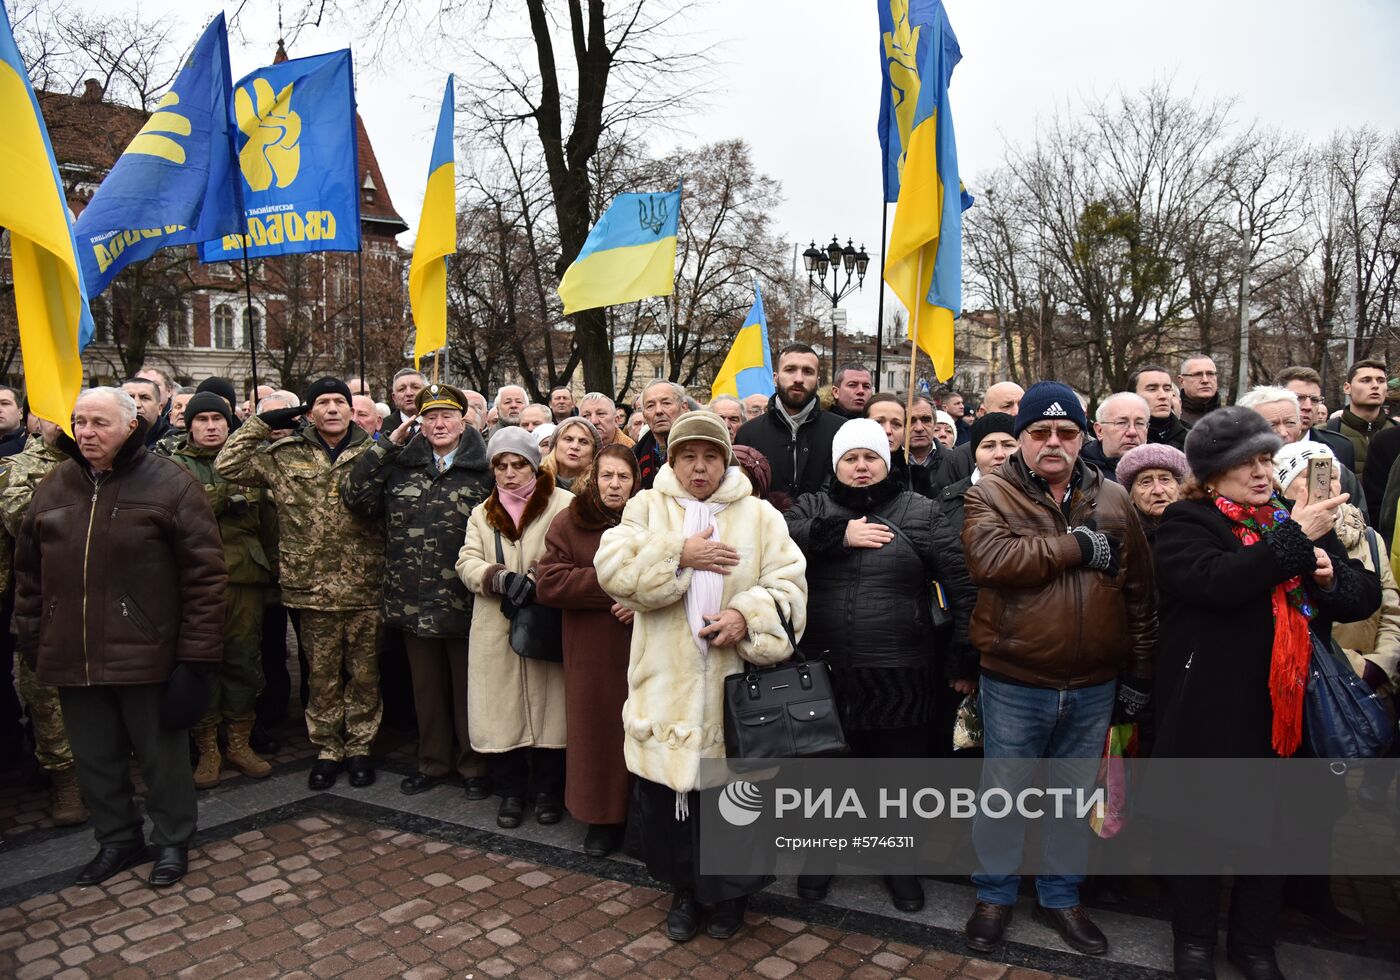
[1014,381,1088,436]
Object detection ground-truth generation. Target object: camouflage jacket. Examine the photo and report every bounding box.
[169,441,274,587]
[151,430,188,458]
[341,429,493,638]
[215,416,383,610]
[0,435,65,595]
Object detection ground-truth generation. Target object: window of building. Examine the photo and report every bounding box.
[213,304,234,349]
[167,308,191,347]
[242,307,261,348]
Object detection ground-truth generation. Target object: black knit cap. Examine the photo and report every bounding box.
[969,412,1016,450]
[196,376,238,410]
[1184,405,1283,483]
[304,376,353,408]
[184,391,233,427]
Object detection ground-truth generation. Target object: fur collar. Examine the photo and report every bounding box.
[483,469,557,540]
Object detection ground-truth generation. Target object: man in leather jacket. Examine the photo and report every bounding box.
[958,381,1157,959]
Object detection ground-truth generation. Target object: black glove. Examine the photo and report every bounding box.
[160,662,214,730]
[258,404,309,429]
[1071,525,1120,577]
[494,570,535,617]
[1113,677,1151,725]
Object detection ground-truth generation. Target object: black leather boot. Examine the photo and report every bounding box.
[666,889,699,942]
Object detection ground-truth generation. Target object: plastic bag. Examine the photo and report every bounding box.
[1088,722,1138,839]
[952,694,982,751]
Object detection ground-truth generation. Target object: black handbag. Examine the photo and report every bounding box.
[723,603,848,759]
[1303,631,1395,759]
[494,531,563,662]
[868,515,952,630]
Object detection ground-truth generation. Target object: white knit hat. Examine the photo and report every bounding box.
[532,423,557,447]
[935,410,955,428]
[1272,440,1335,494]
[831,418,891,471]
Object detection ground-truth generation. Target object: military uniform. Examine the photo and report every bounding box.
[0,437,85,820]
[170,430,277,783]
[216,415,385,762]
[342,384,493,785]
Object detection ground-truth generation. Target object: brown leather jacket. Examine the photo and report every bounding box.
[961,452,1156,688]
[14,422,227,686]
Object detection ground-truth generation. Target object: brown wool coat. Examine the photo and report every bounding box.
[456,472,573,753]
[536,507,633,824]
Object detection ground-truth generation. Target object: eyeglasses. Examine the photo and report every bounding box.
[1101,419,1148,431]
[1293,394,1321,405]
[1181,371,1218,380]
[1024,423,1083,441]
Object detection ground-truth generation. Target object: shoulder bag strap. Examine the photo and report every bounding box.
[772,598,805,663]
[494,529,505,565]
[1366,526,1380,573]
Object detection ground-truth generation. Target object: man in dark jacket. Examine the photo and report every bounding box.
[828,362,873,420]
[0,386,27,457]
[1275,366,1355,471]
[734,343,844,510]
[1080,392,1150,483]
[122,377,175,448]
[959,381,1156,958]
[1130,364,1191,450]
[342,383,494,799]
[1328,359,1396,479]
[14,388,227,888]
[632,379,687,489]
[1178,355,1223,425]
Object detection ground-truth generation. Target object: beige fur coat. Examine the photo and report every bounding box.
[595,464,807,794]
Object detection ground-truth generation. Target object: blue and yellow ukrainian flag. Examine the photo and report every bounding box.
[710,285,774,402]
[879,0,972,382]
[0,2,95,433]
[557,185,680,315]
[410,75,456,367]
[73,14,241,298]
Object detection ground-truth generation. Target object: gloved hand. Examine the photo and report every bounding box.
[493,569,535,617]
[258,404,309,429]
[1071,524,1121,577]
[160,662,214,730]
[1113,677,1151,725]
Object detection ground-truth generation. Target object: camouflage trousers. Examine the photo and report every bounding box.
[14,658,72,771]
[201,585,265,726]
[299,607,382,761]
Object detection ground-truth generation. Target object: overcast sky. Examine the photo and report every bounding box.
[62,0,1400,336]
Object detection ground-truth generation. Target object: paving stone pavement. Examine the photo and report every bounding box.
[0,813,1079,980]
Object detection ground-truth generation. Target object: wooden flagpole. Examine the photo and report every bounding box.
[903,250,923,454]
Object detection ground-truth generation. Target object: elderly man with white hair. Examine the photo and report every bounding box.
[15,388,227,888]
[493,385,530,430]
[579,391,633,448]
[1239,385,1368,518]
[1081,393,1151,483]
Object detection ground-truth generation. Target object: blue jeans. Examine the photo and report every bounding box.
[971,675,1115,908]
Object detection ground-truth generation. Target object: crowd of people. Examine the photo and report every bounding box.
[3,346,1398,980]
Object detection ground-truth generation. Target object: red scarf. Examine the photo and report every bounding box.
[1212,494,1313,757]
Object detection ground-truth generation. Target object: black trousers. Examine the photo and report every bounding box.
[1166,874,1284,954]
[256,601,307,723]
[59,684,197,848]
[489,746,565,801]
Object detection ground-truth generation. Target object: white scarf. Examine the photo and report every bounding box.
[676,475,736,658]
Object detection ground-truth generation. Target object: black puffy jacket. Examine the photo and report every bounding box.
[785,479,976,681]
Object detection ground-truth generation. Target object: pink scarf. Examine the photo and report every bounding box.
[498,477,537,531]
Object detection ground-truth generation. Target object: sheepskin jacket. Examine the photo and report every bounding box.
[595,464,808,794]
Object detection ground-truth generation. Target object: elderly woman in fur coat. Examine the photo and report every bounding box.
[596,411,807,945]
[457,427,573,831]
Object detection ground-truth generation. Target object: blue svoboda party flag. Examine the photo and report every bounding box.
[878,0,972,382]
[72,14,242,298]
[0,0,95,432]
[557,185,680,314]
[201,49,360,261]
[410,76,456,366]
[710,285,775,402]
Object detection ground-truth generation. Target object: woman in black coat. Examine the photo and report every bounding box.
[785,418,975,914]
[1152,408,1379,980]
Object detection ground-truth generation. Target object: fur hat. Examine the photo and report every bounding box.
[1271,440,1335,494]
[831,418,891,471]
[1116,443,1189,488]
[303,376,353,408]
[1184,406,1283,483]
[666,411,735,465]
[1014,381,1088,436]
[183,391,233,428]
[487,425,542,470]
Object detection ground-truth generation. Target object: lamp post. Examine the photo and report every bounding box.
[802,236,869,374]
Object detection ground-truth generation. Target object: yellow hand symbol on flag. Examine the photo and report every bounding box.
[235,77,301,191]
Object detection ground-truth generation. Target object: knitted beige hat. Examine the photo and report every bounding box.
[666,411,735,466]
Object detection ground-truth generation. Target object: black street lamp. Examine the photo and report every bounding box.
[803,235,868,370]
